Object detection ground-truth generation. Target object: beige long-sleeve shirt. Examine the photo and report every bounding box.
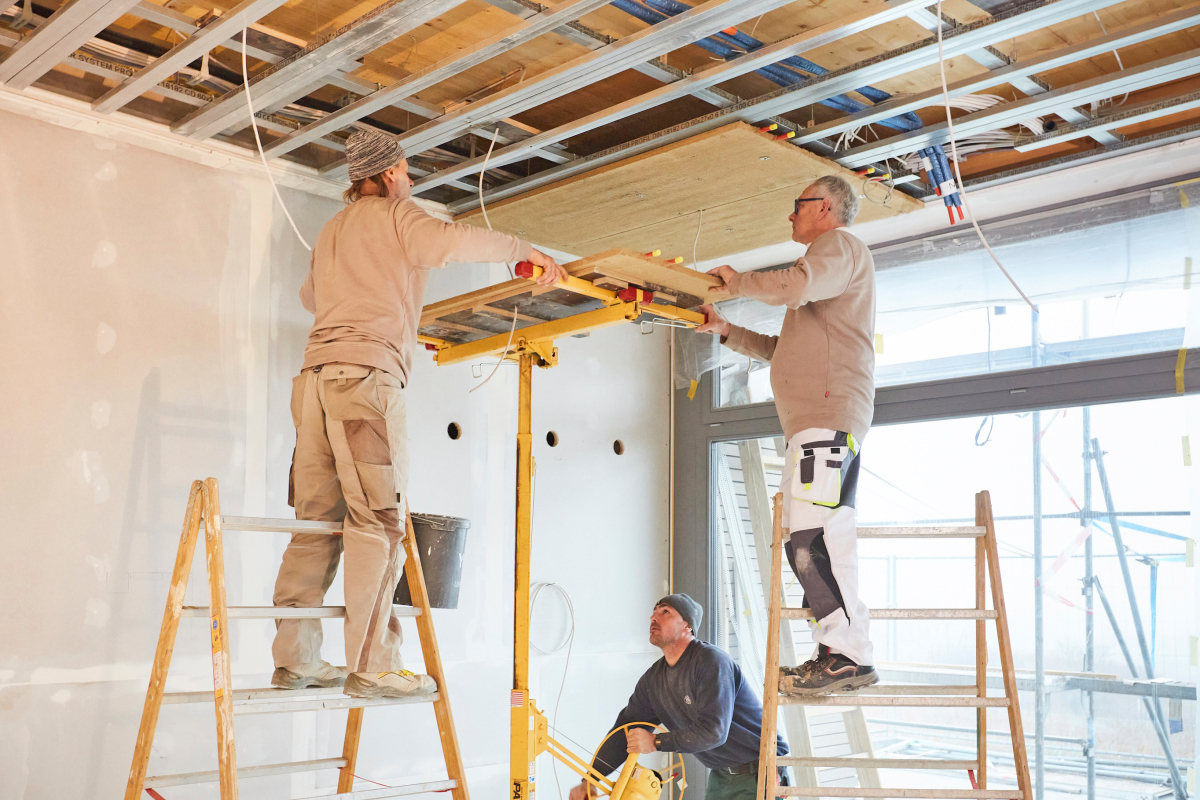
[301,187,533,385]
[722,228,876,443]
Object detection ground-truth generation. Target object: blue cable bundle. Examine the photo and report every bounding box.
[610,0,965,221]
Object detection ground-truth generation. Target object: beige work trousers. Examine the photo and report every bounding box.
[272,363,409,673]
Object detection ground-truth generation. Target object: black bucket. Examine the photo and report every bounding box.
[394,513,470,610]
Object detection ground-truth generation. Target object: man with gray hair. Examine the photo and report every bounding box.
[272,129,566,699]
[697,174,878,695]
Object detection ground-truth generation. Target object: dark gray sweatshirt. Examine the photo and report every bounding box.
[592,640,788,774]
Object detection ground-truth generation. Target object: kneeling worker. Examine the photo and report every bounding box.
[272,130,566,699]
[570,595,788,800]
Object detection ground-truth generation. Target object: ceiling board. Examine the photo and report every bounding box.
[456,121,921,260]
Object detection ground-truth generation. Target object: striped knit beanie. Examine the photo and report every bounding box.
[346,129,406,180]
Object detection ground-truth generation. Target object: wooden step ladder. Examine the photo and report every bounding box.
[124,478,469,800]
[757,491,1032,800]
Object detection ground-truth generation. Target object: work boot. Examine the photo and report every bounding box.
[271,661,348,690]
[343,669,438,699]
[779,647,877,696]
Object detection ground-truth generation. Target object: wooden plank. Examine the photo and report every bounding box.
[239,693,440,715]
[976,519,988,790]
[780,758,979,770]
[403,505,471,800]
[124,481,204,800]
[781,696,1010,707]
[854,685,976,695]
[757,493,785,800]
[591,257,726,306]
[979,491,1033,800]
[338,708,365,793]
[455,123,921,261]
[779,789,1021,798]
[221,515,343,534]
[783,609,997,620]
[201,478,238,800]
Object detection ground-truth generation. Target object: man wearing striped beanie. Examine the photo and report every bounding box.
[271,129,566,700]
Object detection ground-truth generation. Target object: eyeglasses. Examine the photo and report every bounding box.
[794,197,826,214]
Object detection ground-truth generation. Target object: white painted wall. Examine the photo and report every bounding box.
[0,107,670,800]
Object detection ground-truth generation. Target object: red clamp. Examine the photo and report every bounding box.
[617,287,654,303]
[424,343,438,351]
[514,261,536,279]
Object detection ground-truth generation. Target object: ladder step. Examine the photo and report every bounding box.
[779,757,979,770]
[221,515,343,534]
[779,790,1019,798]
[161,687,441,714]
[852,685,977,695]
[295,780,459,799]
[858,526,985,538]
[146,757,346,788]
[180,605,422,619]
[783,609,996,620]
[781,696,1010,707]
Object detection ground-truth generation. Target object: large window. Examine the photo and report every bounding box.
[711,396,1193,798]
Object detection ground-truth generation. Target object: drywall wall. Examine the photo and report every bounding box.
[0,107,671,799]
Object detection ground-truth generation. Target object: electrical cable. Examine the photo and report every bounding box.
[241,28,311,252]
[933,1,1037,312]
[531,582,576,799]
[1092,11,1128,106]
[470,127,519,394]
[691,207,704,270]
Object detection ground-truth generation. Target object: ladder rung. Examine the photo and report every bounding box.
[779,757,979,770]
[852,685,977,695]
[161,687,441,714]
[146,757,346,787]
[783,609,996,620]
[779,789,1019,798]
[239,692,440,715]
[221,515,344,534]
[180,605,422,619]
[296,779,459,799]
[858,526,985,538]
[781,695,1010,707]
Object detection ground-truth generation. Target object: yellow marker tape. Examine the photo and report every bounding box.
[1187,537,1194,567]
[687,379,698,400]
[1184,435,1192,467]
[1187,257,1194,290]
[874,333,884,354]
[1181,188,1191,209]
[1177,348,1187,393]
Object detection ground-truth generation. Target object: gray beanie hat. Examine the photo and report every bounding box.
[655,593,703,633]
[346,129,406,180]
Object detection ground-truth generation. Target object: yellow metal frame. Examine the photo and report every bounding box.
[421,268,702,800]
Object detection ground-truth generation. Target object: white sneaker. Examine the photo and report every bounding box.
[271,661,348,689]
[343,669,437,698]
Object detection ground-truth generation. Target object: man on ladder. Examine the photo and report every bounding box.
[273,129,566,698]
[698,175,878,696]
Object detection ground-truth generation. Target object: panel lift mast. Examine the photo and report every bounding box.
[419,257,708,800]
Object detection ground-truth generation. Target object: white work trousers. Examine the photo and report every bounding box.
[781,427,873,667]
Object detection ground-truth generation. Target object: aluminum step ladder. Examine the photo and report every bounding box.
[755,491,1033,800]
[124,477,469,800]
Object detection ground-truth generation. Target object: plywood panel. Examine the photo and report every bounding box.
[456,122,921,261]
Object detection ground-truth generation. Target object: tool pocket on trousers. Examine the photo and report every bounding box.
[290,374,305,428]
[791,447,846,508]
[355,462,397,510]
[345,419,396,510]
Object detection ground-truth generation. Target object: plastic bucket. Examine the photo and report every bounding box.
[394,513,470,610]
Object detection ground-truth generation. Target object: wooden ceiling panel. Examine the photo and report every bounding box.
[456,122,921,260]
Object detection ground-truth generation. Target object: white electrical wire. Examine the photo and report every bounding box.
[691,207,704,270]
[1092,11,1129,106]
[530,582,577,800]
[241,28,312,252]
[934,1,1037,312]
[470,127,519,394]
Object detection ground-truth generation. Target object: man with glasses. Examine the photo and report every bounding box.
[697,175,878,695]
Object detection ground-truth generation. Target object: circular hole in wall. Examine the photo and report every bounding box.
[546,431,559,447]
[447,422,462,440]
[613,440,625,455]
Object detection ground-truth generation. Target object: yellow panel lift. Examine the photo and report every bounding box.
[419,252,710,800]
